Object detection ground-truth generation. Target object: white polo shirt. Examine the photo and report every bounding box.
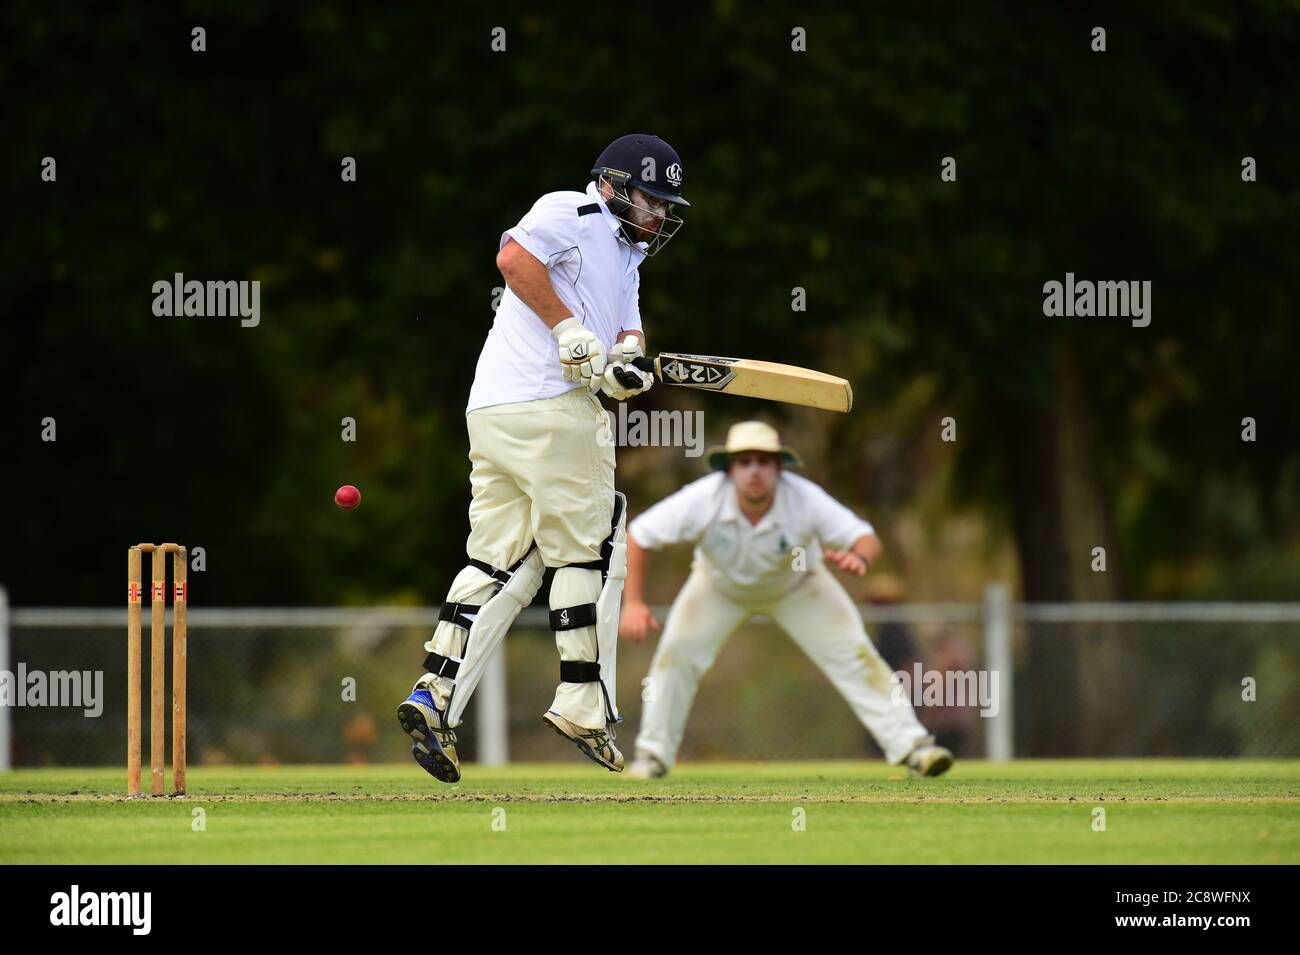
[466,182,646,413]
[629,471,877,601]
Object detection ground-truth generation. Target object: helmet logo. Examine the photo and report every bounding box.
[666,163,683,187]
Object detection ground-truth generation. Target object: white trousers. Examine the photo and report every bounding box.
[635,567,933,767]
[465,388,614,570]
[425,387,615,729]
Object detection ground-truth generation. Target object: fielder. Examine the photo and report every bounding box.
[620,421,954,779]
[397,134,689,781]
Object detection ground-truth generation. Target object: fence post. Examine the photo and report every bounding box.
[475,642,509,766]
[984,583,1013,760]
[0,587,10,771]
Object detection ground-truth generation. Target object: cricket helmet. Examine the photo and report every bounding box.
[591,134,689,255]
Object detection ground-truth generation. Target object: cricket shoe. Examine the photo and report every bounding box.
[543,710,624,772]
[905,743,954,778]
[397,686,460,783]
[626,752,668,780]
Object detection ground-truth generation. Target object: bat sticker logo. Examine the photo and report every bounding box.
[661,358,736,390]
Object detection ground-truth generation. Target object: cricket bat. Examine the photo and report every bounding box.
[629,353,853,413]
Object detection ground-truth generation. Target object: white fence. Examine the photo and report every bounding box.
[4,585,1300,768]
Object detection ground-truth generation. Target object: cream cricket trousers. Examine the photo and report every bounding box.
[465,388,615,570]
[635,567,933,767]
[425,387,615,729]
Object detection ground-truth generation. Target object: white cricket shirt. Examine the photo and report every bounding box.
[629,472,877,601]
[466,182,646,413]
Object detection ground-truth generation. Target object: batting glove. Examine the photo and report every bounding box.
[600,335,655,401]
[552,317,607,391]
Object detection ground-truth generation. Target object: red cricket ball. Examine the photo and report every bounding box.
[335,485,362,510]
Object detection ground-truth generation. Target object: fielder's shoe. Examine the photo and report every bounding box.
[904,743,954,778]
[626,751,668,780]
[542,710,624,772]
[397,686,460,783]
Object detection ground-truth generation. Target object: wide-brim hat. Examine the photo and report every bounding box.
[706,421,803,471]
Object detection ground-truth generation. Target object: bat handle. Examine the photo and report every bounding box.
[631,356,657,376]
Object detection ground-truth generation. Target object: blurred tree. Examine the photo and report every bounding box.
[3,3,1298,754]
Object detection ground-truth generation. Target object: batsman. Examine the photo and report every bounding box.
[397,134,688,781]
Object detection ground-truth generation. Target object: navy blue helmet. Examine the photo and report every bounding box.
[591,134,689,256]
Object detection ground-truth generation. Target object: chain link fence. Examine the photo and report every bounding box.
[2,588,1298,769]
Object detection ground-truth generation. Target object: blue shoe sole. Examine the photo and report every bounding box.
[398,701,460,783]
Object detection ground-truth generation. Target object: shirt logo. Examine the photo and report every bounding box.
[666,163,683,187]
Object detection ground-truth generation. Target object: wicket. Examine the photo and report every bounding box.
[127,543,187,796]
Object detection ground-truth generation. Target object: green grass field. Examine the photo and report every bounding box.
[2,760,1297,864]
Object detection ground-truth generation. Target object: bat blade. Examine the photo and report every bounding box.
[633,353,853,413]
